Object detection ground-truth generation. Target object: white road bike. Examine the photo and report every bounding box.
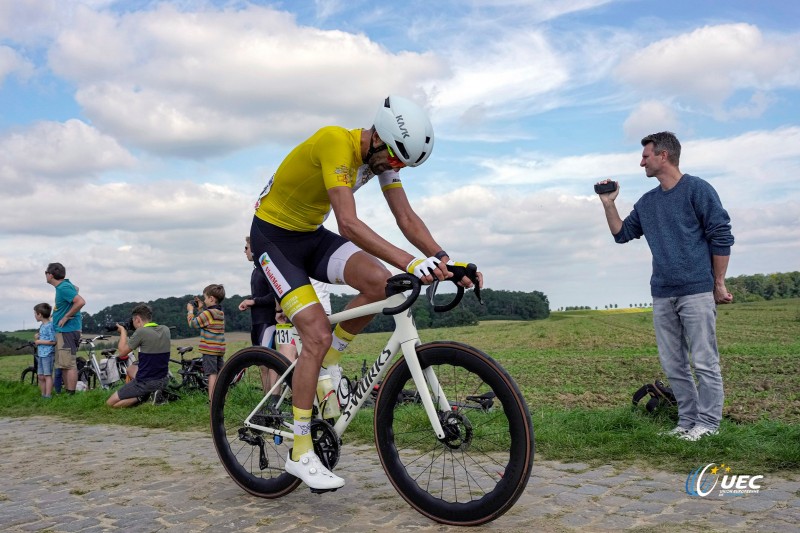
[210,268,534,526]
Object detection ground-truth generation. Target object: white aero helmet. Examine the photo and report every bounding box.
[373,95,434,167]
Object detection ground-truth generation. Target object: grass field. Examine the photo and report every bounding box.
[1,298,798,474]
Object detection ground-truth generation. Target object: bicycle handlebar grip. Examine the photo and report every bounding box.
[382,273,421,315]
[429,263,481,312]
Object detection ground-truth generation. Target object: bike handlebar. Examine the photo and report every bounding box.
[382,274,421,316]
[380,264,483,316]
[426,263,483,312]
[80,335,110,345]
[16,342,35,350]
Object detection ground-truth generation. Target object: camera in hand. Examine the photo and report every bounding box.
[191,296,203,308]
[104,318,135,333]
[594,181,618,194]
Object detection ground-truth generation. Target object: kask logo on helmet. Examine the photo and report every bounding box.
[395,114,410,138]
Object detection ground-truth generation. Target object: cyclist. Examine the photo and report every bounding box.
[250,95,482,491]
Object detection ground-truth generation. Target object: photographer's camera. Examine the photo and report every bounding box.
[104,318,134,333]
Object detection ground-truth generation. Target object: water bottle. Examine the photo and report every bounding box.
[316,375,341,419]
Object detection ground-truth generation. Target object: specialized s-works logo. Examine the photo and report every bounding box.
[686,463,764,497]
[258,252,289,298]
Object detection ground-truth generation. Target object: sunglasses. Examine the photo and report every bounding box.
[386,145,405,169]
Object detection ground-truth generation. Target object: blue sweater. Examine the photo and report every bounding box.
[614,174,734,298]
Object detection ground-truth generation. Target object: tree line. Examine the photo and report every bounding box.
[3,271,796,355]
[71,287,551,339]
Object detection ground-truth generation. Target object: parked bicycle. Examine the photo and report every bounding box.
[210,268,534,526]
[77,335,132,390]
[18,342,37,385]
[168,346,208,393]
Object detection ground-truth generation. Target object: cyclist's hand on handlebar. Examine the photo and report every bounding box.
[445,260,483,289]
[406,256,452,283]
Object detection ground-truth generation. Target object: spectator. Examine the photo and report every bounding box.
[597,131,734,442]
[33,303,56,399]
[239,237,278,349]
[107,305,171,408]
[187,284,226,402]
[46,263,85,395]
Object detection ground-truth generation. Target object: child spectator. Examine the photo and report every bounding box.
[33,303,56,399]
[187,284,226,402]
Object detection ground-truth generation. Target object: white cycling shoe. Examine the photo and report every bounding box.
[285,450,345,491]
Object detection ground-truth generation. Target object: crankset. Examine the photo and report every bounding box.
[311,419,341,471]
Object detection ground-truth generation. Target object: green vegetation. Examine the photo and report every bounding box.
[0,298,797,474]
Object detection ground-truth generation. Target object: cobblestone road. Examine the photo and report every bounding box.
[1,417,798,532]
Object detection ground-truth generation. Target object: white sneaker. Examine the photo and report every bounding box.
[679,425,719,441]
[659,425,692,437]
[285,450,345,490]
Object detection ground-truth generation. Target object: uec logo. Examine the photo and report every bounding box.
[686,463,763,497]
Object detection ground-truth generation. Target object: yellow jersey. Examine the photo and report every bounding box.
[255,126,403,232]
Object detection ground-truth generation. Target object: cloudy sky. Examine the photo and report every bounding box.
[2,0,799,331]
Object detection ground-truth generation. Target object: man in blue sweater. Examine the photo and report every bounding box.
[597,131,734,441]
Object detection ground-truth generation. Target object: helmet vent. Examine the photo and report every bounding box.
[395,140,410,160]
[414,152,427,165]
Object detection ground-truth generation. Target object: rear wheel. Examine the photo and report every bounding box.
[374,341,534,526]
[210,346,301,498]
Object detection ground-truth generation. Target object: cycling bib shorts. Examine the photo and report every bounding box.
[250,217,359,320]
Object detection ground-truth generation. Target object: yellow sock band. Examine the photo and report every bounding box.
[322,324,357,367]
[292,406,313,460]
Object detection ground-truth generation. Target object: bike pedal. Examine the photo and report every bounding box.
[309,488,338,495]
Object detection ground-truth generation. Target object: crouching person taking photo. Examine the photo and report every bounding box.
[107,304,171,408]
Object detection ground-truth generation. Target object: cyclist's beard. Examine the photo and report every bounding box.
[364,138,389,174]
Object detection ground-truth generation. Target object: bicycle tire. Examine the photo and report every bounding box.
[20,367,36,385]
[210,346,301,498]
[374,341,534,526]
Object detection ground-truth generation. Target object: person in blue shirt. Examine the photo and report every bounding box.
[46,263,86,395]
[33,303,57,399]
[597,131,734,442]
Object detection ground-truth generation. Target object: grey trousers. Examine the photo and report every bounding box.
[652,292,724,430]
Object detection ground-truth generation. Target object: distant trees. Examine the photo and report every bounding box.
[76,288,551,338]
[726,272,800,302]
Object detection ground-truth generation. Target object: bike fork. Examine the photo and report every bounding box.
[399,339,448,439]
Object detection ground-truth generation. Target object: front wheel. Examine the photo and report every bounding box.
[374,341,534,526]
[210,346,301,498]
[21,367,36,385]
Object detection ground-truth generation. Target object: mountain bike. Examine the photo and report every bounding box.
[210,268,534,526]
[18,342,38,385]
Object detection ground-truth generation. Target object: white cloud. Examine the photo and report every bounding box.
[616,24,800,116]
[46,4,445,157]
[0,45,34,84]
[0,119,136,195]
[622,100,680,142]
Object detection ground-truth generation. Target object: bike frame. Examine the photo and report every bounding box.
[243,291,450,440]
[81,335,113,389]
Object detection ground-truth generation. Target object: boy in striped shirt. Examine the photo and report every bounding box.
[187,284,226,402]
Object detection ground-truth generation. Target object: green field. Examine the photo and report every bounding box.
[1,298,798,474]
